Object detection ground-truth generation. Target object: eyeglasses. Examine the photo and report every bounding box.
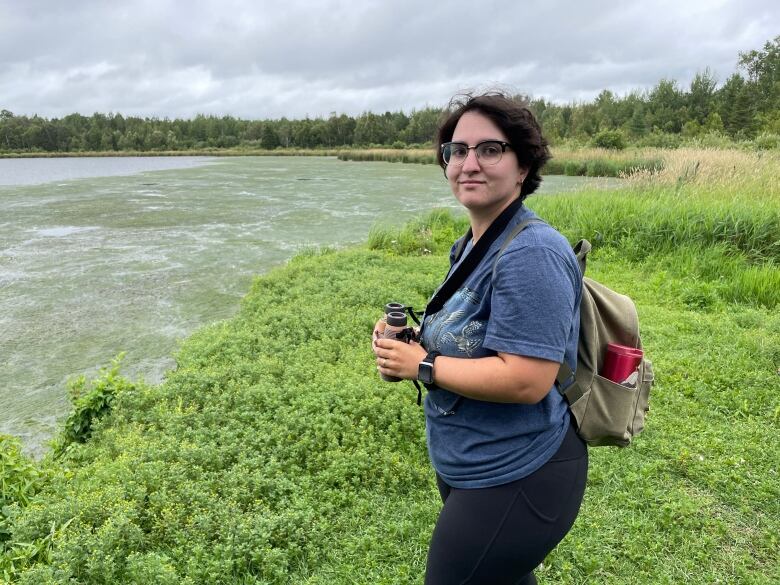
[440,140,512,166]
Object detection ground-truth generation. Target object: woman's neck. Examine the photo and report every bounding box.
[469,197,521,243]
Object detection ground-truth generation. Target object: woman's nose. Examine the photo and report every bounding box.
[461,148,481,172]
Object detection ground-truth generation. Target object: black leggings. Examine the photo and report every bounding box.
[425,422,588,585]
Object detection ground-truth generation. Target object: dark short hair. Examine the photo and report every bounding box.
[436,92,551,199]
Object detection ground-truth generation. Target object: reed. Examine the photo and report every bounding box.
[337,149,437,164]
[625,147,780,201]
[546,149,665,177]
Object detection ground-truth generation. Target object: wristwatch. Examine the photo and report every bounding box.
[417,351,440,385]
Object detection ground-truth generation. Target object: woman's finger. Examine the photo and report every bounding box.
[374,338,397,350]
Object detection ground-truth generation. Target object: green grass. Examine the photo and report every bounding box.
[367,208,469,256]
[4,243,778,584]
[533,188,780,259]
[2,149,779,583]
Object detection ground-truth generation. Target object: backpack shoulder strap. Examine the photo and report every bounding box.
[490,218,548,276]
[572,239,591,277]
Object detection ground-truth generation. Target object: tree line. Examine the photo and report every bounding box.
[1,36,777,153]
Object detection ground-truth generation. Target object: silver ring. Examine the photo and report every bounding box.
[382,358,387,367]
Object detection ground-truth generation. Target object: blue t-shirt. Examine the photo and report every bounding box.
[420,205,582,489]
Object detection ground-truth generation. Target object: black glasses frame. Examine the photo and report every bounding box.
[440,140,513,166]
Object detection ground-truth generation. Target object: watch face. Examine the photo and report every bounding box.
[418,361,434,385]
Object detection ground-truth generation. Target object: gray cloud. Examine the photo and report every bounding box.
[0,0,777,118]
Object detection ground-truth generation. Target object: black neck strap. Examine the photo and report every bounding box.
[424,198,523,318]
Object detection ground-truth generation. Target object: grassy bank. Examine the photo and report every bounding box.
[2,149,779,584]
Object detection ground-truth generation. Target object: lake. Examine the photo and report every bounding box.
[0,155,617,455]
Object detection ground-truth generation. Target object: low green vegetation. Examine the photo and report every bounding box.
[2,147,779,584]
[51,355,136,457]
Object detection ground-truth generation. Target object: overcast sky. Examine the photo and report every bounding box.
[1,0,777,120]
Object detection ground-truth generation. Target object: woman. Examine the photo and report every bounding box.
[372,92,587,585]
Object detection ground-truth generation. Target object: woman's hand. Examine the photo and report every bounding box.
[373,337,427,381]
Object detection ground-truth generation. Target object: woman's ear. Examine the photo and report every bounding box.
[517,167,528,187]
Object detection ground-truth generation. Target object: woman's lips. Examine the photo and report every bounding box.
[459,180,485,185]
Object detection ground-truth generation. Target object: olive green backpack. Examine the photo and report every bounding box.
[495,220,654,447]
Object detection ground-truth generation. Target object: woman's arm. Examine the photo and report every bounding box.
[372,337,559,404]
[372,233,577,405]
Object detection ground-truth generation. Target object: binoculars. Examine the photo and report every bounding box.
[379,302,419,382]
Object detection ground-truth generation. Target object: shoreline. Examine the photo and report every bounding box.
[0,147,667,178]
[0,147,439,159]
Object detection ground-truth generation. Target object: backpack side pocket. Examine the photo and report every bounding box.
[581,374,636,447]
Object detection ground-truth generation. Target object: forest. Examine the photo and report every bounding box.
[1,36,777,154]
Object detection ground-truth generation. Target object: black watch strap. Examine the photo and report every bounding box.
[418,351,440,385]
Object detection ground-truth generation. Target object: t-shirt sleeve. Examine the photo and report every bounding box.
[483,244,579,362]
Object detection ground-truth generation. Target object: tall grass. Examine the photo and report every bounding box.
[337,149,437,164]
[369,147,780,308]
[626,147,780,200]
[544,153,664,177]
[367,208,468,256]
[532,191,780,262]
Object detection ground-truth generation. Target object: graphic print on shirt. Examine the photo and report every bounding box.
[443,320,484,357]
[426,287,485,357]
[426,309,465,352]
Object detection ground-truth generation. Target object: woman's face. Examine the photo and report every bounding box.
[445,111,527,217]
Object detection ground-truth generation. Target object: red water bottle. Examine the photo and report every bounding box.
[602,343,643,384]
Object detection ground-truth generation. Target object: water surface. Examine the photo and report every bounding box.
[0,156,216,186]
[0,156,617,455]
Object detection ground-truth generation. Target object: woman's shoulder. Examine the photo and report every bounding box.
[495,213,582,287]
[503,213,576,261]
